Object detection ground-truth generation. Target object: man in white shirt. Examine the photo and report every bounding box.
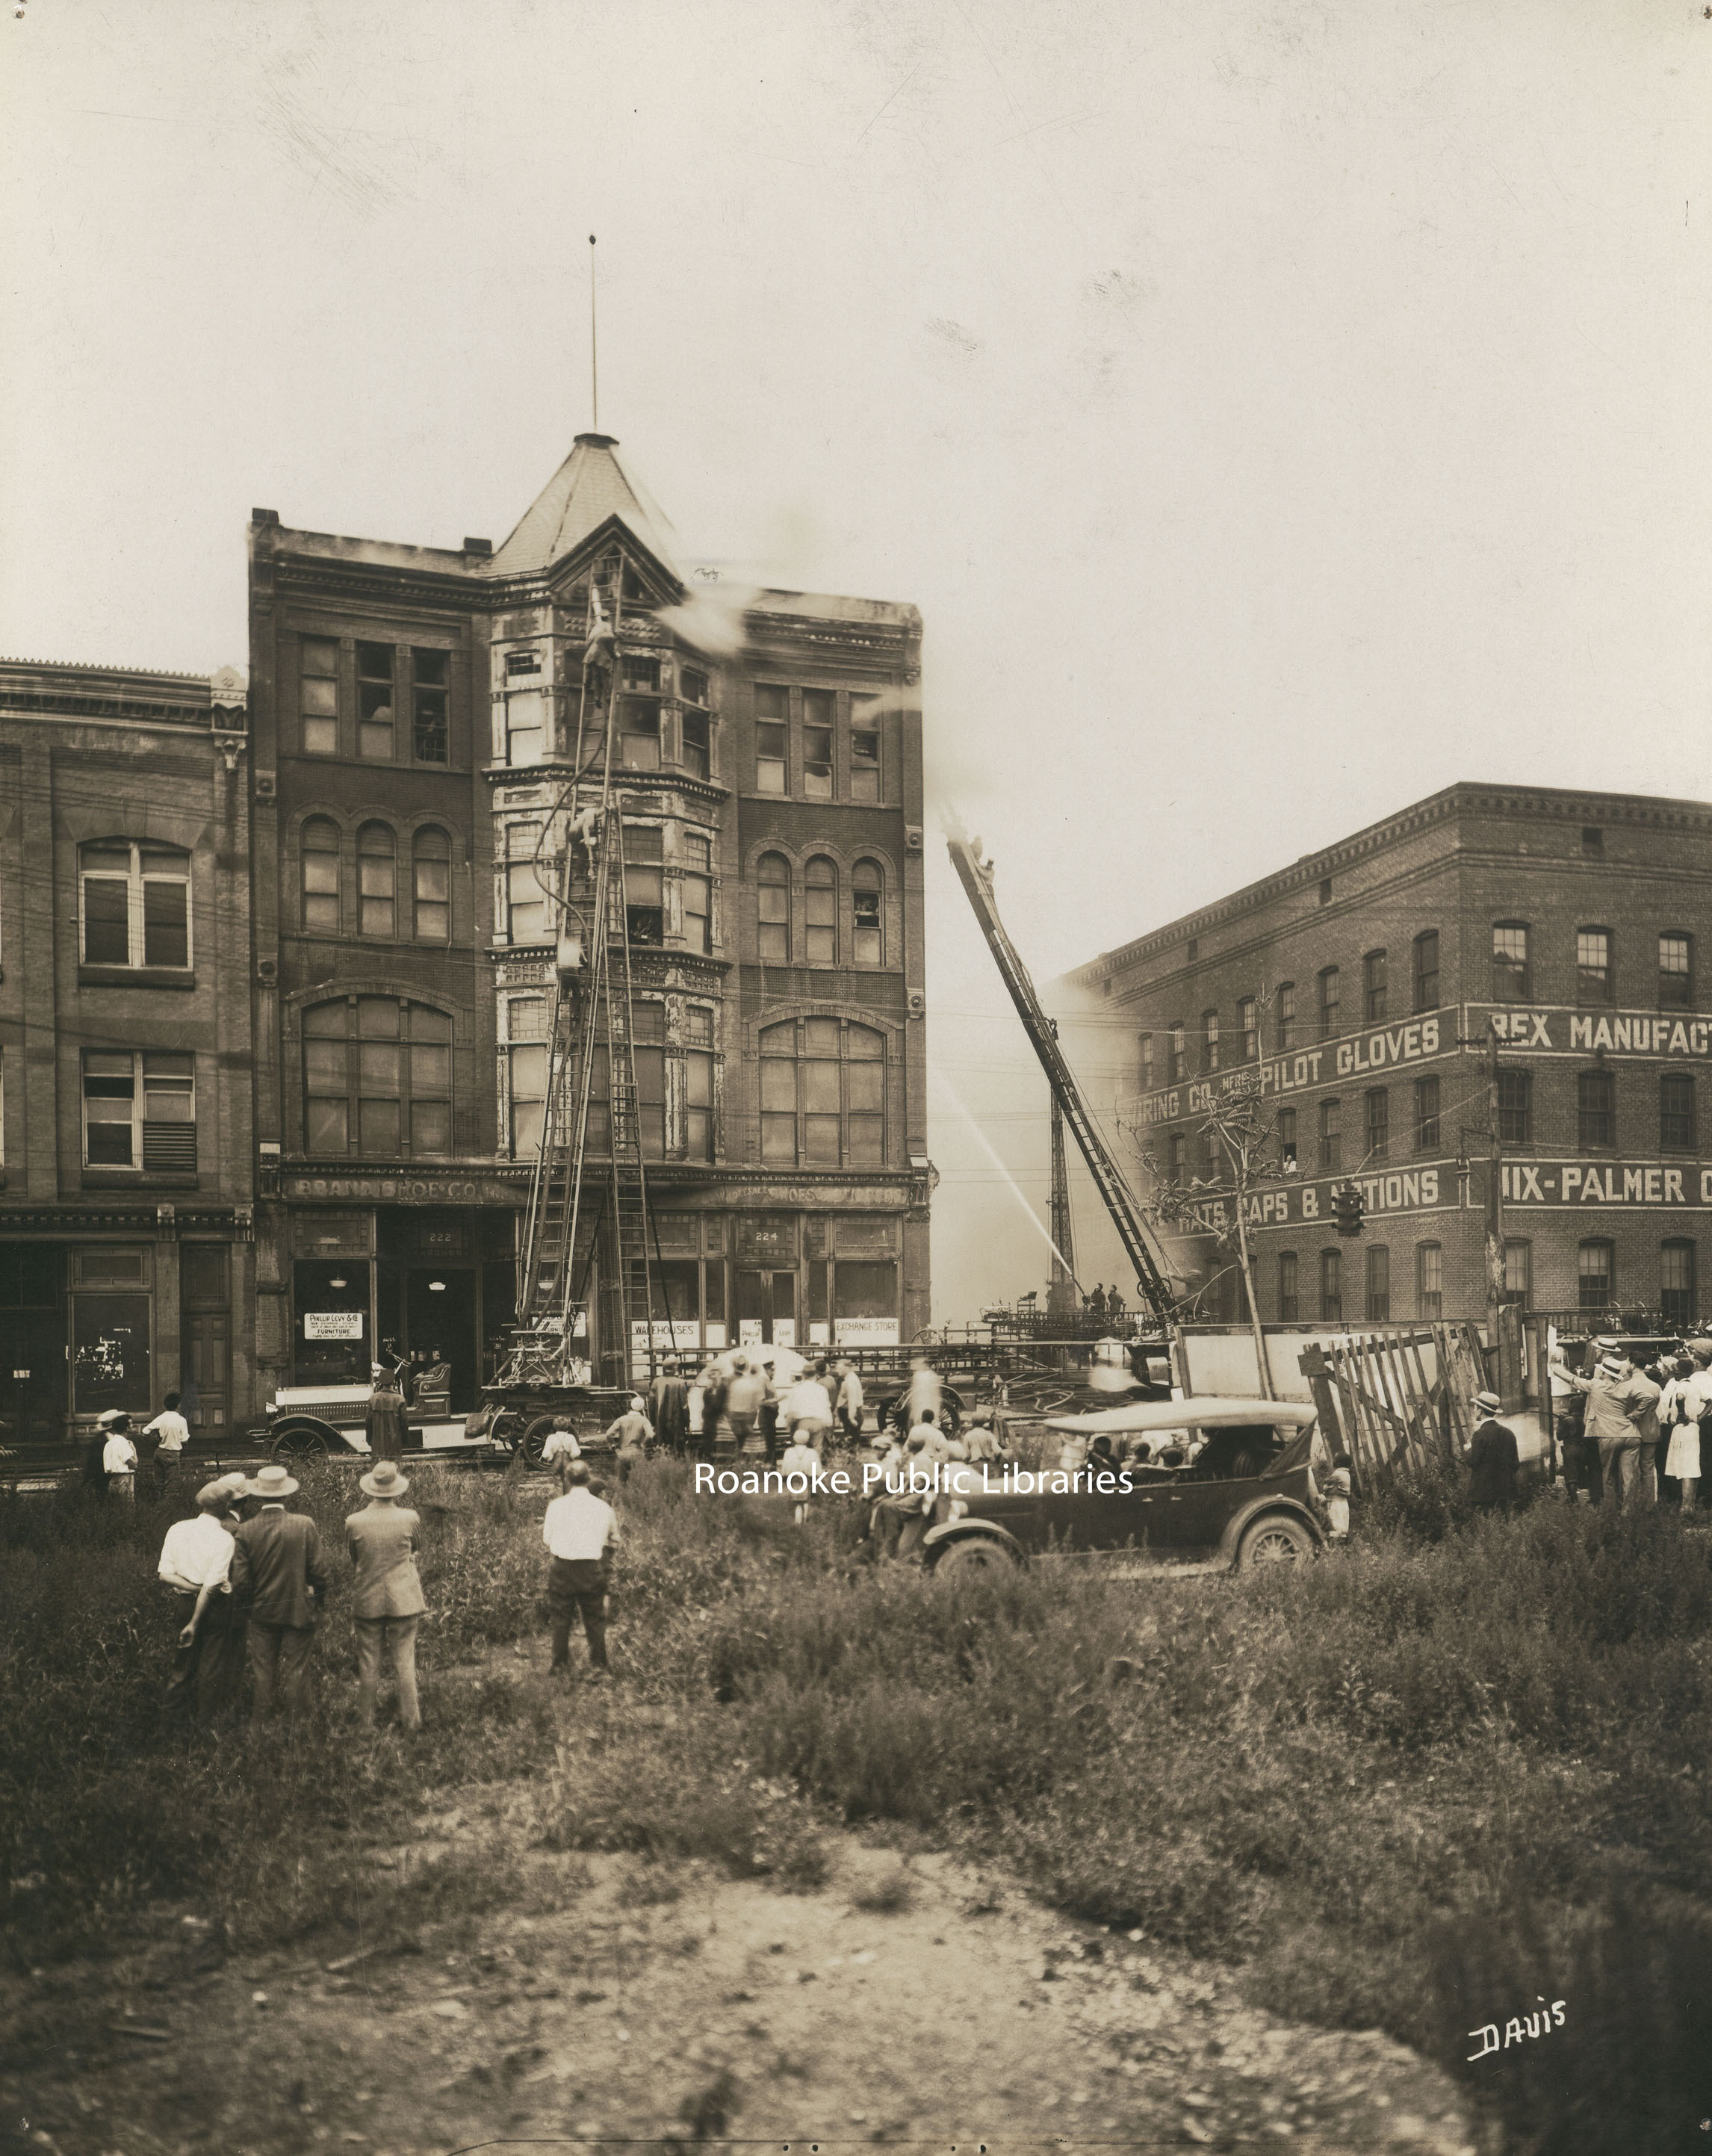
[99,1410,138,1499]
[541,1416,583,1481]
[835,1360,864,1442]
[781,1372,834,1445]
[143,1390,191,1498]
[158,1481,244,1726]
[542,1463,618,1676]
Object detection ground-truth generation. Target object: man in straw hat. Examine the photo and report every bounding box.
[1466,1390,1519,1512]
[229,1463,330,1720]
[156,1478,246,1727]
[345,1460,427,1732]
[1570,1346,1660,1509]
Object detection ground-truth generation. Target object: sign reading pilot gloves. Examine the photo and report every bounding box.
[1141,1015,1449,1126]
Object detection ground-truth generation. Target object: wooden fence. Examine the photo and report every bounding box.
[1297,1322,1489,1492]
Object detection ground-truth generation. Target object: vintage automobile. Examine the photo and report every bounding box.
[252,1382,508,1463]
[921,1395,1325,1575]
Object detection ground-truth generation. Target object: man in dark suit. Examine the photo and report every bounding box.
[1467,1388,1520,1512]
[230,1463,329,1720]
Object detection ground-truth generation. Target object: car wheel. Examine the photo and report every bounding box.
[1236,1514,1315,1569]
[521,1413,562,1469]
[932,1535,1019,1575]
[272,1423,329,1460]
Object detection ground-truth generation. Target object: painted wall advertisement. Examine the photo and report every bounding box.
[1141,1015,1447,1126]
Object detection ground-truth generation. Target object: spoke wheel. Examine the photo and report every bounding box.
[272,1424,329,1460]
[1237,1514,1314,1569]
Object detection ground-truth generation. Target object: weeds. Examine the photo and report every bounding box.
[9,1452,1712,2146]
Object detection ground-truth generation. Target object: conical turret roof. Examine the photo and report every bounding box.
[486,433,680,583]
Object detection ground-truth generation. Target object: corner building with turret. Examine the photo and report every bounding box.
[247,435,928,1409]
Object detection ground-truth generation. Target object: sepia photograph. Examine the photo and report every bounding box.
[1,3,1709,2150]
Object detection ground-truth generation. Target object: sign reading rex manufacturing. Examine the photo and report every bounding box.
[1473,1005,1712,1059]
[1141,1015,1447,1126]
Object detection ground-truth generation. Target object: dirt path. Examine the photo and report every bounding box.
[4,1654,1480,2156]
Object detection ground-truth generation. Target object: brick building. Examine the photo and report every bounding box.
[0,658,255,1446]
[1056,784,1712,1329]
[246,434,929,1408]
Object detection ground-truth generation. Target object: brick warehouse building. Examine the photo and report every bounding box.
[247,434,929,1412]
[1055,784,1712,1330]
[0,659,255,1446]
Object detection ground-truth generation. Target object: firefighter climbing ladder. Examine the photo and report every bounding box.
[510,554,660,1388]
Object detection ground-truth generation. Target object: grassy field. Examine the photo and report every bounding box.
[6,1451,1712,2151]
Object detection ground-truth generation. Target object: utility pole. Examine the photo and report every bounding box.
[1046,1088,1079,1326]
[1483,1023,1505,1333]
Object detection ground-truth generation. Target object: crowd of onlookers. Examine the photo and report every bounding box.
[1549,1336,1712,1513]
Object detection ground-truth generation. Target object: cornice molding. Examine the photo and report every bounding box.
[1074,784,1712,988]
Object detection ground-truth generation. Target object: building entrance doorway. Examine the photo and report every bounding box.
[736,1268,798,1348]
[405,1267,477,1411]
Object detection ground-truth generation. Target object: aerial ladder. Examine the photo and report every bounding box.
[945,813,1179,1324]
[484,555,668,1452]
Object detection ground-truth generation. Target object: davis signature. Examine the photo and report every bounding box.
[1468,1998,1566,2060]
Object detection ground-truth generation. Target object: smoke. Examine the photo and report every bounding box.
[654,578,762,659]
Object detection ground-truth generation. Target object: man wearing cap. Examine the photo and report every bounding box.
[1467,1390,1520,1512]
[1572,1349,1660,1509]
[542,1461,617,1676]
[229,1464,331,1720]
[366,1363,408,1466]
[157,1479,246,1727]
[345,1460,427,1732]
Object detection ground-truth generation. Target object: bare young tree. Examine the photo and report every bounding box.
[1135,1068,1294,1398]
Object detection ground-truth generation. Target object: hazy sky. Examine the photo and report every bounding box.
[4,1,1708,1320]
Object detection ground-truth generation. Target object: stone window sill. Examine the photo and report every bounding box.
[78,967,197,992]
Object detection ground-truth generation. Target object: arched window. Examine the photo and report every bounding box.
[1362,950,1387,1024]
[758,1017,885,1166]
[1577,1069,1615,1150]
[357,823,396,939]
[1412,932,1439,1015]
[1365,1245,1391,1322]
[1660,933,1693,1009]
[757,852,790,964]
[1168,1023,1186,1083]
[852,858,883,965]
[1201,1010,1220,1074]
[301,819,341,935]
[1237,997,1257,1061]
[413,826,451,941]
[1275,982,1296,1051]
[79,839,191,969]
[805,856,837,965]
[1492,922,1530,1002]
[1662,1071,1696,1151]
[1317,966,1340,1041]
[1415,1242,1443,1319]
[1277,1251,1299,1322]
[1318,1097,1341,1171]
[303,997,452,1159]
[1319,1248,1342,1323]
[1576,927,1612,1005]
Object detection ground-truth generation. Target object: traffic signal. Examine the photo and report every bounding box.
[1331,1182,1365,1237]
